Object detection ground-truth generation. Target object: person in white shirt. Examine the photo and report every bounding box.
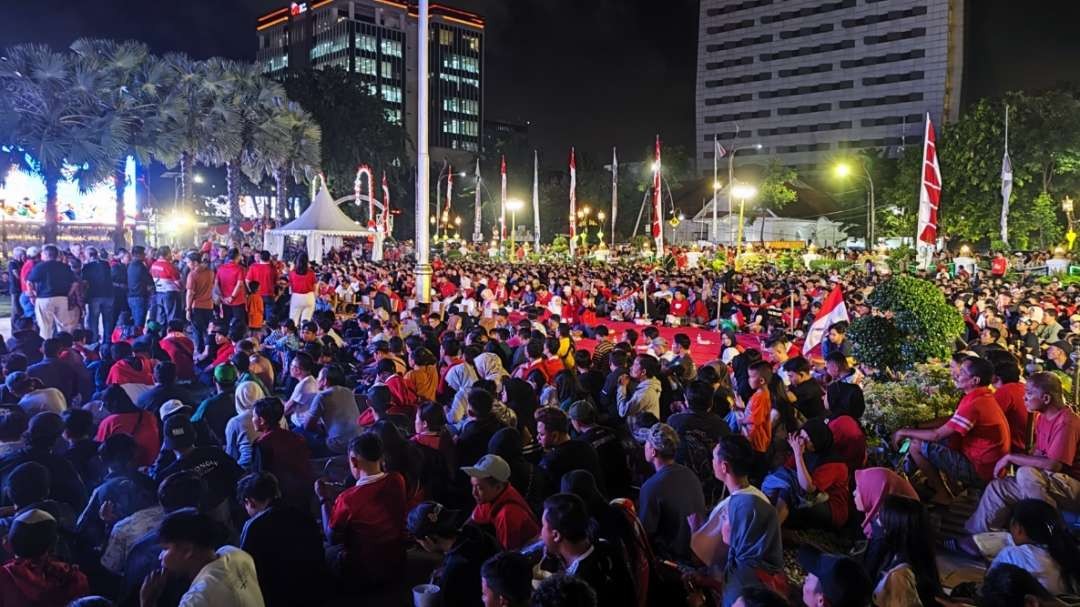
[140,509,265,607]
[8,373,66,416]
[283,352,320,427]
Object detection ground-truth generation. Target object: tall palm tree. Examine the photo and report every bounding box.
[245,101,321,223]
[70,39,173,249]
[0,44,122,243]
[156,54,240,230]
[213,59,286,240]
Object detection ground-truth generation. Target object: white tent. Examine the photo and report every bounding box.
[264,184,374,263]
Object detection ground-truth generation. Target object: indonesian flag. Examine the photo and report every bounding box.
[652,135,664,255]
[445,164,453,224]
[569,147,577,254]
[500,156,507,240]
[803,285,848,355]
[381,171,390,234]
[917,113,941,247]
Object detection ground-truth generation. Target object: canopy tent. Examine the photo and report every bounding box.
[264,184,374,263]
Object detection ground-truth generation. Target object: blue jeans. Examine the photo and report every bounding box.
[127,296,150,328]
[86,297,115,343]
[18,293,33,319]
[155,291,183,325]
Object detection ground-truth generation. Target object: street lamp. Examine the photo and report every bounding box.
[718,140,763,243]
[193,174,205,184]
[1064,196,1076,249]
[597,211,606,243]
[507,199,524,256]
[732,183,758,250]
[833,157,876,248]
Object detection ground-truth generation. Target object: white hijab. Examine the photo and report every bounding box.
[473,353,508,389]
[234,381,266,415]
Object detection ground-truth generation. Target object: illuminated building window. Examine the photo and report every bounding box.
[357,58,377,76]
[439,29,454,46]
[381,39,402,57]
[356,34,377,53]
[381,62,394,78]
[381,86,402,103]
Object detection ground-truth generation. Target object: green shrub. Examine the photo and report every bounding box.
[551,235,569,253]
[852,275,964,371]
[862,363,960,443]
[809,259,855,273]
[848,315,903,371]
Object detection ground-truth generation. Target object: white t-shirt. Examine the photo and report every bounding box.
[19,388,66,416]
[991,544,1066,596]
[179,546,265,607]
[287,375,320,427]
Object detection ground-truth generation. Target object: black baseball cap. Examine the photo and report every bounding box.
[162,414,196,450]
[797,547,872,607]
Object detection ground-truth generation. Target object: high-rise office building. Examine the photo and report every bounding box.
[256,0,484,156]
[695,0,965,172]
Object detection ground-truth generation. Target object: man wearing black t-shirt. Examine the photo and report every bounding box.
[568,401,628,497]
[536,408,603,492]
[783,356,825,420]
[153,414,242,522]
[25,245,78,339]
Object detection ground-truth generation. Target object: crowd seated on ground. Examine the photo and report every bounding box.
[2,240,1080,606]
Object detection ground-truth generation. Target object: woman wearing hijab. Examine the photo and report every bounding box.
[853,467,919,540]
[488,427,550,515]
[824,381,868,471]
[443,359,478,426]
[473,352,509,391]
[762,417,850,529]
[224,380,282,468]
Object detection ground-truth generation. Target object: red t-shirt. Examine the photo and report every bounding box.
[106,358,154,386]
[438,281,457,299]
[96,411,160,466]
[993,382,1029,453]
[216,262,247,305]
[160,334,196,381]
[329,472,407,581]
[470,484,540,550]
[542,356,564,382]
[991,257,1008,276]
[245,262,277,298]
[946,387,1011,481]
[812,461,850,528]
[149,259,181,292]
[211,341,235,367]
[1035,407,1080,479]
[746,389,772,453]
[670,299,689,317]
[288,271,316,295]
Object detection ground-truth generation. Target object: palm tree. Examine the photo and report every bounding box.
[70,39,174,249]
[0,44,121,243]
[156,54,240,231]
[213,60,286,240]
[245,101,322,223]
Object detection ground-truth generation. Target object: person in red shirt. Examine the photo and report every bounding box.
[966,371,1080,534]
[992,362,1029,453]
[159,320,196,382]
[892,356,1010,506]
[287,253,317,325]
[315,432,406,589]
[512,340,550,384]
[541,337,565,380]
[246,250,278,326]
[252,397,313,511]
[215,248,248,330]
[105,341,154,387]
[990,251,1008,277]
[742,361,773,454]
[462,454,540,550]
[436,338,465,400]
[149,246,183,324]
[768,418,850,529]
[95,384,159,466]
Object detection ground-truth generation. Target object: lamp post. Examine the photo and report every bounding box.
[834,157,876,248]
[507,199,524,256]
[732,183,758,251]
[725,141,762,243]
[1064,196,1076,250]
[597,211,606,244]
[414,0,432,303]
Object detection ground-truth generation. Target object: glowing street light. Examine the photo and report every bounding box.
[507,198,524,255]
[732,183,758,250]
[833,163,853,178]
[833,158,876,247]
[193,174,205,184]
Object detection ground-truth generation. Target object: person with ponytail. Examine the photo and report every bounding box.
[989,498,1080,595]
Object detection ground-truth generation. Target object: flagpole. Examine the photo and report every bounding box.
[653,135,665,258]
[532,150,540,250]
[413,0,431,304]
[712,135,719,242]
[569,147,578,257]
[473,159,482,243]
[500,156,507,246]
[1001,105,1011,248]
[611,147,618,248]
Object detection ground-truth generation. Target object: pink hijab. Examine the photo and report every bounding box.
[854,468,919,538]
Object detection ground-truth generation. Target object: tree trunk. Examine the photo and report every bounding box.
[760,207,766,242]
[275,168,287,226]
[179,151,193,209]
[43,169,59,244]
[227,158,242,243]
[113,163,128,250]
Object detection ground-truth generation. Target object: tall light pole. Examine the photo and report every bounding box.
[732,183,758,251]
[507,199,523,257]
[834,157,876,248]
[1064,196,1076,249]
[414,0,432,303]
[727,142,762,244]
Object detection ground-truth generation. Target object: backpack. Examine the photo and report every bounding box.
[678,428,722,505]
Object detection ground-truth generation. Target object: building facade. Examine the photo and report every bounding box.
[695,0,965,172]
[256,0,484,156]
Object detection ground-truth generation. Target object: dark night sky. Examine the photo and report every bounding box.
[3,0,1080,158]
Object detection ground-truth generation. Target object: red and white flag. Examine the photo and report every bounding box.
[803,285,848,355]
[569,147,577,255]
[917,113,941,247]
[651,135,664,256]
[500,156,507,240]
[445,164,453,223]
[381,171,390,234]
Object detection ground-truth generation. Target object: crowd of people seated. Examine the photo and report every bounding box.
[0,241,1079,606]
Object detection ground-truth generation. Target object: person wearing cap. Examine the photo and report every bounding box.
[799,546,873,607]
[6,317,43,365]
[568,400,632,499]
[637,422,705,563]
[539,493,636,606]
[153,415,243,521]
[1045,340,1075,373]
[140,509,264,607]
[0,508,88,604]
[892,355,1010,506]
[25,244,80,339]
[315,431,407,589]
[481,551,534,607]
[463,453,540,551]
[0,412,87,511]
[8,370,66,417]
[82,245,114,342]
[237,472,328,607]
[192,363,239,444]
[536,408,604,494]
[408,500,501,607]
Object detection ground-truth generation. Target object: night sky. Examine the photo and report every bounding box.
[4,0,1080,158]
